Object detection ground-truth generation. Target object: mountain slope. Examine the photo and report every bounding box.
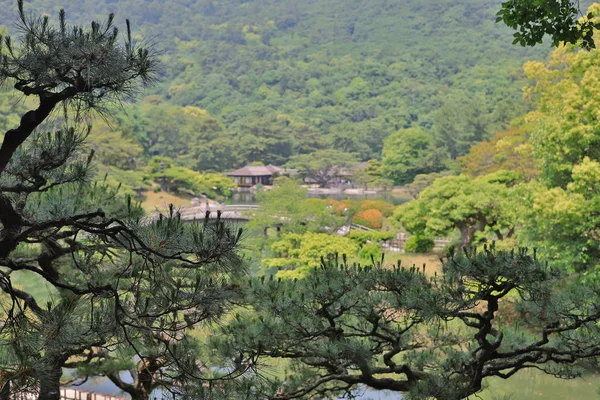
[1,0,552,171]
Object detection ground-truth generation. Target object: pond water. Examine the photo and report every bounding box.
[335,370,600,399]
[66,371,164,399]
[227,190,410,206]
[71,369,600,399]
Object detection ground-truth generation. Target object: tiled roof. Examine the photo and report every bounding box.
[226,164,284,177]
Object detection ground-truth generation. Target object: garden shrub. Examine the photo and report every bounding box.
[359,199,395,217]
[359,243,383,263]
[353,209,384,229]
[404,235,435,253]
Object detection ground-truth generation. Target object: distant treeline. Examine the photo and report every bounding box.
[0,0,550,181]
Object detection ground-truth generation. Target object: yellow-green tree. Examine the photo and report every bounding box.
[395,172,520,247]
[382,127,448,185]
[514,14,600,272]
[523,12,600,187]
[519,157,600,273]
[147,157,236,198]
[262,232,359,279]
[458,128,538,180]
[248,177,346,235]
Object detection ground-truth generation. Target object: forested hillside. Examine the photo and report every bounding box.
[0,0,549,178]
[6,2,600,399]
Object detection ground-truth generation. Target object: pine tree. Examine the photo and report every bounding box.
[214,246,600,400]
[0,3,245,399]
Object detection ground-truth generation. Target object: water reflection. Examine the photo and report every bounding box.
[71,370,599,400]
[227,191,410,206]
[70,377,397,399]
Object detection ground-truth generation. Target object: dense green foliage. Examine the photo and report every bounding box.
[287,149,358,188]
[505,23,600,272]
[497,0,598,48]
[214,246,600,399]
[0,6,245,400]
[522,34,600,188]
[0,0,550,175]
[351,159,394,189]
[5,1,600,399]
[397,7,600,276]
[247,178,399,278]
[406,171,456,199]
[263,232,360,278]
[147,156,236,198]
[347,230,396,244]
[381,127,447,184]
[404,235,435,253]
[247,177,346,235]
[396,172,521,247]
[131,102,230,171]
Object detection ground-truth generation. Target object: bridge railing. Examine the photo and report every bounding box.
[177,204,259,214]
[59,388,128,400]
[351,223,374,231]
[15,387,128,400]
[383,234,452,252]
[222,204,260,211]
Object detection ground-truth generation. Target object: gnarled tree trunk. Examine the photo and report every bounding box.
[36,354,70,400]
[36,362,62,400]
[458,223,477,248]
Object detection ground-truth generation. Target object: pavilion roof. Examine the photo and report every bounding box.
[226,164,285,177]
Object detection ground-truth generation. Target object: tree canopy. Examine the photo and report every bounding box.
[0,5,245,400]
[0,0,550,172]
[395,173,520,248]
[213,246,600,400]
[497,0,599,49]
[3,1,600,399]
[381,127,447,185]
[287,149,358,188]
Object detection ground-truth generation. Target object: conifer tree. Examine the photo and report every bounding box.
[0,3,245,399]
[213,247,600,400]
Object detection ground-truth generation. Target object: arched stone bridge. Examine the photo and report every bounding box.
[176,204,259,222]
